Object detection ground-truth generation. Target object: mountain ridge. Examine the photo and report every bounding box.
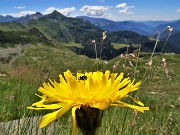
[0,12,43,23]
[0,11,178,59]
[77,16,180,36]
[1,11,179,36]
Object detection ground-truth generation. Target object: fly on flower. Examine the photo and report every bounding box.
[28,70,149,135]
[77,70,87,81]
[78,75,87,80]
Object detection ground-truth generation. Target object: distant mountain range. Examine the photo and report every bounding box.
[0,10,151,46]
[1,12,180,36]
[0,11,179,57]
[0,12,43,23]
[77,16,180,36]
[0,15,17,22]
[76,16,180,54]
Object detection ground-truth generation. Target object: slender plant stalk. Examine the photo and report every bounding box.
[100,41,103,59]
[161,32,172,53]
[94,43,99,70]
[124,46,129,65]
[133,45,141,79]
[100,31,106,59]
[142,33,160,81]
[94,43,97,59]
[149,33,160,61]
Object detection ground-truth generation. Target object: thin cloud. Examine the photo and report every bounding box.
[177,8,180,12]
[116,3,134,14]
[19,11,36,16]
[80,5,109,17]
[43,7,76,16]
[4,10,36,17]
[116,3,127,8]
[14,6,26,9]
[59,7,76,16]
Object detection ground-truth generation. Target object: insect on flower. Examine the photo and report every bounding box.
[78,75,87,80]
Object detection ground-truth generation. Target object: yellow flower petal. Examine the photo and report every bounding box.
[128,96,145,106]
[39,103,72,128]
[28,104,62,110]
[93,102,111,110]
[72,106,79,135]
[111,102,149,113]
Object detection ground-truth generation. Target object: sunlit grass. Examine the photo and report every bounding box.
[112,43,129,49]
[62,42,84,48]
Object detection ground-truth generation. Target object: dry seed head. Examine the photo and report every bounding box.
[112,64,117,70]
[92,40,96,44]
[160,58,172,80]
[164,26,171,33]
[120,54,125,58]
[162,57,166,62]
[129,53,136,59]
[169,28,173,32]
[160,57,167,68]
[102,31,107,41]
[146,59,153,67]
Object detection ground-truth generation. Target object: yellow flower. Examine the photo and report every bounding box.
[28,70,149,134]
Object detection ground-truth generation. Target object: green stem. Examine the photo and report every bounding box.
[161,32,171,53]
[133,45,141,79]
[149,33,160,61]
[94,43,99,70]
[94,44,97,59]
[142,33,160,81]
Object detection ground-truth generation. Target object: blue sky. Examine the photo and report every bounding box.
[0,0,180,21]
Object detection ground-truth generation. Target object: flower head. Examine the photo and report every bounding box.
[102,31,107,41]
[28,70,149,134]
[164,26,173,33]
[92,39,96,44]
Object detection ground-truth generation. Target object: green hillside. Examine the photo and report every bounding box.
[0,27,51,47]
[0,10,165,60]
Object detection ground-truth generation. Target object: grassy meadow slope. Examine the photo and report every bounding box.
[0,40,179,134]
